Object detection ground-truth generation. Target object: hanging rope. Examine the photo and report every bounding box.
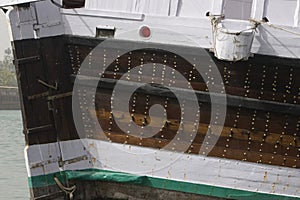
[250,19,300,37]
[207,13,225,52]
[213,18,259,36]
[219,26,258,36]
[54,177,76,200]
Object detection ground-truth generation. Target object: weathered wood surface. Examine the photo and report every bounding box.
[30,180,223,200]
[67,37,300,168]
[13,35,300,168]
[12,35,300,199]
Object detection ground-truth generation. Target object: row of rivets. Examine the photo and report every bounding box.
[243,110,257,161]
[280,116,289,166]
[68,45,76,74]
[223,66,230,86]
[258,65,266,100]
[113,51,120,79]
[258,112,270,163]
[224,68,251,158]
[100,49,107,78]
[126,52,132,81]
[271,66,278,101]
[295,118,300,167]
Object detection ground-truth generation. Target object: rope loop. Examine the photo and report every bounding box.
[54,176,76,200]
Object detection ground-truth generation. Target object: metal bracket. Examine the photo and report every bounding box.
[26,124,54,134]
[47,92,73,101]
[33,21,62,30]
[15,56,40,65]
[27,91,49,100]
[38,79,58,90]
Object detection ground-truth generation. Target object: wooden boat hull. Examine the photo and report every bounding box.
[12,35,300,199]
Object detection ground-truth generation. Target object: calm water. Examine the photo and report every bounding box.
[0,110,30,199]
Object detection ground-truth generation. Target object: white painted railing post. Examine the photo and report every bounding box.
[294,0,300,27]
[211,0,224,15]
[251,0,266,20]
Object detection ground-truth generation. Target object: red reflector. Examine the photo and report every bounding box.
[139,26,151,38]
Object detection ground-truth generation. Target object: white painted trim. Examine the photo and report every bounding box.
[211,0,224,15]
[295,0,300,27]
[61,9,300,59]
[7,0,64,40]
[0,0,41,7]
[251,0,266,20]
[25,139,300,198]
[6,0,300,59]
[62,8,145,21]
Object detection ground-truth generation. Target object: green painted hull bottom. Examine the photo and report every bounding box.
[28,169,299,200]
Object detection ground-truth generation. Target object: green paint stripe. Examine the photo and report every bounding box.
[28,171,67,188]
[28,169,299,200]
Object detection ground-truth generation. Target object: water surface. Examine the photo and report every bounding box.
[0,110,29,199]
